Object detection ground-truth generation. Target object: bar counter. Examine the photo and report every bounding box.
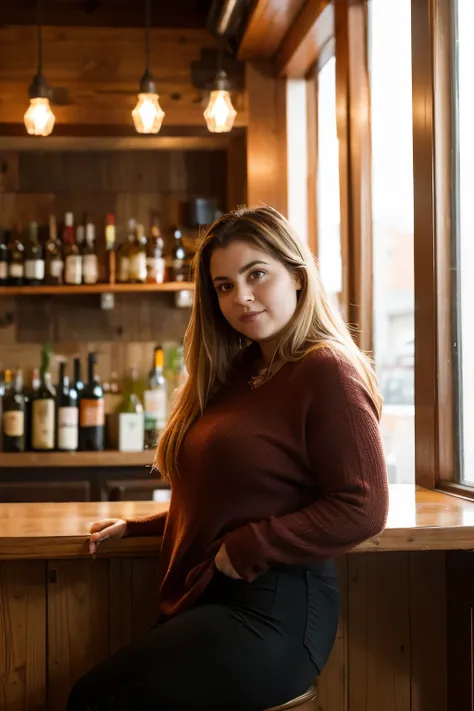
[1,485,474,559]
[1,486,473,711]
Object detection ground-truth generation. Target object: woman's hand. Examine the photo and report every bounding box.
[214,543,242,579]
[89,518,127,554]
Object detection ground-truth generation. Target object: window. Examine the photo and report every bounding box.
[454,0,474,484]
[369,0,415,484]
[316,56,342,311]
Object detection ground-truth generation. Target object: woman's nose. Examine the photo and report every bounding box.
[234,287,254,305]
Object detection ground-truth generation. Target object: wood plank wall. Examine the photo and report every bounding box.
[0,27,248,130]
[0,149,227,383]
[0,551,448,711]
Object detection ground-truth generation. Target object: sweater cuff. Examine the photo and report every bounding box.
[224,523,269,582]
[124,511,167,538]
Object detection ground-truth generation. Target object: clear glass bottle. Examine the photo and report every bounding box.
[63,212,82,285]
[121,366,144,414]
[129,223,147,283]
[117,219,135,283]
[146,223,165,284]
[144,345,168,449]
[24,221,45,286]
[82,222,99,285]
[45,215,64,285]
[170,228,187,282]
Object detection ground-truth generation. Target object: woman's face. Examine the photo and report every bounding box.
[209,240,301,350]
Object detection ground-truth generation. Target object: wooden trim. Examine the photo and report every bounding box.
[412,0,438,490]
[438,481,474,503]
[0,451,155,469]
[334,0,372,340]
[433,0,456,483]
[237,0,308,61]
[0,135,231,152]
[275,0,334,78]
[306,69,319,255]
[0,282,194,297]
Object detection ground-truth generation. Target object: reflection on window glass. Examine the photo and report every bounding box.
[369,0,414,484]
[455,1,474,484]
[317,56,342,311]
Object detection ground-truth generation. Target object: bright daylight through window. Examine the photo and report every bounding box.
[454,0,474,484]
[369,0,414,484]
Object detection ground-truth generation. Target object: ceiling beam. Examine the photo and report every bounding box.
[237,0,307,60]
[275,0,333,77]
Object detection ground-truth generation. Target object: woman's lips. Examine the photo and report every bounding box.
[238,310,265,323]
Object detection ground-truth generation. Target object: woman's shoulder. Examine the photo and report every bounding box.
[291,345,375,413]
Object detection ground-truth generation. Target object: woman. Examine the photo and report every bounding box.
[68,206,389,711]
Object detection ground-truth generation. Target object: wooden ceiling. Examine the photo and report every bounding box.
[0,0,214,28]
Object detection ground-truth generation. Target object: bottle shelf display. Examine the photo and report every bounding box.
[0,343,187,457]
[0,213,196,295]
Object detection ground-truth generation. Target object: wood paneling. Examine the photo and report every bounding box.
[0,27,248,129]
[0,451,154,469]
[0,481,91,503]
[47,560,109,711]
[446,551,474,711]
[227,132,248,211]
[238,0,308,61]
[275,0,333,78]
[246,62,287,215]
[0,561,46,711]
[317,557,347,711]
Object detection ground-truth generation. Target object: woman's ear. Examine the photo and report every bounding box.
[293,269,303,291]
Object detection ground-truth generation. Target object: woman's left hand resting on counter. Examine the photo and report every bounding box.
[89,518,127,554]
[214,543,242,579]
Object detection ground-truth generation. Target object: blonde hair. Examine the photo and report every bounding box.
[156,205,382,480]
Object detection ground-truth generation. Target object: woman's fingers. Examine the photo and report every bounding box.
[88,519,126,554]
[90,519,119,534]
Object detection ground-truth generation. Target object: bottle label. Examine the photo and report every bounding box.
[118,257,130,282]
[0,262,7,279]
[32,400,55,449]
[3,410,24,437]
[144,389,167,429]
[49,259,64,278]
[129,253,147,281]
[65,255,82,284]
[25,259,45,280]
[83,255,99,284]
[58,406,79,450]
[80,399,105,427]
[146,257,165,284]
[9,263,24,278]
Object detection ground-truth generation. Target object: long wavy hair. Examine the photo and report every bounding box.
[156,205,382,481]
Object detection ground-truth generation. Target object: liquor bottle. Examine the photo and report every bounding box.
[117,219,135,283]
[23,367,40,451]
[45,215,64,285]
[170,228,187,282]
[109,365,144,452]
[63,212,82,285]
[32,345,56,451]
[129,223,147,283]
[143,345,168,449]
[56,361,78,452]
[146,223,165,284]
[8,226,25,286]
[105,214,116,284]
[2,369,26,452]
[73,356,84,395]
[24,221,45,286]
[82,223,99,285]
[121,365,144,414]
[79,352,104,451]
[0,229,8,286]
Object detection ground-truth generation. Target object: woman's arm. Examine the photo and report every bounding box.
[124,510,168,537]
[224,400,389,582]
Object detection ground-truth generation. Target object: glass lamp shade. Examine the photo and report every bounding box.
[24,97,55,137]
[204,90,237,133]
[132,92,165,134]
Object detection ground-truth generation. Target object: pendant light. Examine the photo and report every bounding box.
[132,0,165,134]
[24,0,55,137]
[204,51,237,134]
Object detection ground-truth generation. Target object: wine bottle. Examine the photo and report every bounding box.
[170,228,187,282]
[105,214,116,284]
[2,369,26,453]
[73,356,84,395]
[8,226,25,286]
[146,223,165,284]
[45,215,64,285]
[24,221,45,286]
[117,219,135,283]
[32,345,56,451]
[144,345,168,449]
[63,212,82,285]
[82,223,99,284]
[0,229,8,286]
[129,223,147,283]
[23,367,40,451]
[57,361,79,451]
[79,352,104,451]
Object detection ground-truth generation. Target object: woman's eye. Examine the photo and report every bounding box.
[250,270,265,280]
[217,282,232,293]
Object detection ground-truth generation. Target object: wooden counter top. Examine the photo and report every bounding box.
[1,485,474,560]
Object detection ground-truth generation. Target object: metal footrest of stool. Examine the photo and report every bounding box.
[263,684,318,711]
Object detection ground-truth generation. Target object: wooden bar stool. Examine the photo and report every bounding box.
[264,685,318,710]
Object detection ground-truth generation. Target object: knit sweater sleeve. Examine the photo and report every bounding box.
[224,374,389,582]
[124,511,168,537]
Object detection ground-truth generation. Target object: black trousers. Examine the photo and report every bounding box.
[67,560,340,711]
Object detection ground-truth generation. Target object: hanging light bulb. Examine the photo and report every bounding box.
[132,0,164,134]
[24,0,55,137]
[204,70,237,134]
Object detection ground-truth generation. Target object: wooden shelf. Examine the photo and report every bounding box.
[0,451,155,468]
[0,282,194,296]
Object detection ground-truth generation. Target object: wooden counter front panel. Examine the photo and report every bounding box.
[0,552,448,711]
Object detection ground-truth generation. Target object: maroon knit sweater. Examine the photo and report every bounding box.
[125,348,389,620]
